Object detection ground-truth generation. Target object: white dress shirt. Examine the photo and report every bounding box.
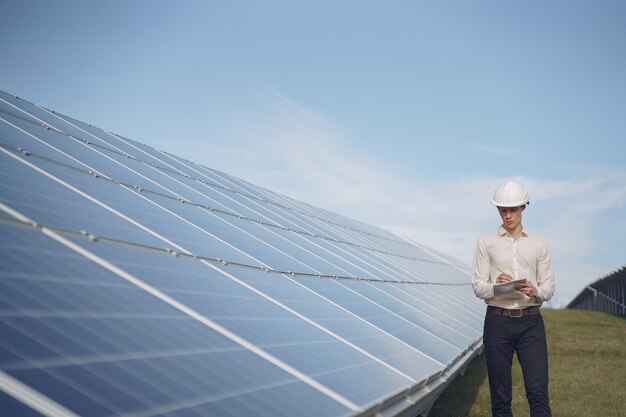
[472,226,556,308]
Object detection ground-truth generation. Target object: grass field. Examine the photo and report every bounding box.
[429,309,626,417]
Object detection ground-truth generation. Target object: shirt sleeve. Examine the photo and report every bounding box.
[472,238,494,300]
[535,240,556,302]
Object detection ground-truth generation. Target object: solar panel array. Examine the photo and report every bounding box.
[0,90,485,417]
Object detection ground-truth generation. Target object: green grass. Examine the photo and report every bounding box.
[430,309,626,417]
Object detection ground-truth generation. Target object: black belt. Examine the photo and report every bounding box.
[487,305,541,318]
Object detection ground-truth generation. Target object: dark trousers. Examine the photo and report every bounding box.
[483,312,552,417]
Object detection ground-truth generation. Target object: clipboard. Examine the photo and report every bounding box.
[493,278,527,295]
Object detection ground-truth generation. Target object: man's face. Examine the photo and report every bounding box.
[497,205,525,232]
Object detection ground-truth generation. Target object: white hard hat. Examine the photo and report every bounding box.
[491,180,529,207]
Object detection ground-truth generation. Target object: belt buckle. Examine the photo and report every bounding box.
[510,308,523,318]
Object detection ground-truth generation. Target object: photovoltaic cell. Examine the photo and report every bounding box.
[0,91,485,417]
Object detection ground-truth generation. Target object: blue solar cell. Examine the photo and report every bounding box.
[9,366,120,417]
[0,391,46,417]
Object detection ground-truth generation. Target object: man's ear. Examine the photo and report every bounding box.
[521,204,527,211]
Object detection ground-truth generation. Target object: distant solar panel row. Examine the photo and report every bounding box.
[0,91,484,417]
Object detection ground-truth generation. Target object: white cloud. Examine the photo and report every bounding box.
[162,90,626,308]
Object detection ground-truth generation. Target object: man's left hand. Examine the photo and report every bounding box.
[516,281,538,298]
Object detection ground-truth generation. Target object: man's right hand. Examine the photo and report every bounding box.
[496,272,513,283]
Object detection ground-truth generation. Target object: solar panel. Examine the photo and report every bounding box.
[0,90,485,417]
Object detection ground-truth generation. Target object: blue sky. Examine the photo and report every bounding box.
[1,0,625,307]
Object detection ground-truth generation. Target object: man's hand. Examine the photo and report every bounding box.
[516,280,538,298]
[496,272,513,284]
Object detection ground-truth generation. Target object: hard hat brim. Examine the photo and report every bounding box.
[490,199,529,207]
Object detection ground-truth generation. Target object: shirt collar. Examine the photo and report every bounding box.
[498,225,528,238]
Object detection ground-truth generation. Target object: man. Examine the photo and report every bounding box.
[472,180,556,417]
